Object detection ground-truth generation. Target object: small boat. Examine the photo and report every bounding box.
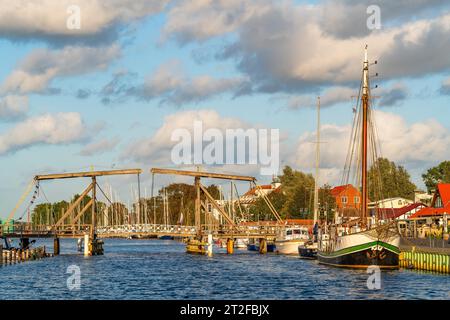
[298,241,318,259]
[158,235,174,240]
[247,241,258,251]
[275,226,310,255]
[186,239,207,254]
[234,238,248,249]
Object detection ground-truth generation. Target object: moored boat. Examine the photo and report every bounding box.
[186,239,207,254]
[317,46,400,269]
[298,241,318,259]
[275,226,309,255]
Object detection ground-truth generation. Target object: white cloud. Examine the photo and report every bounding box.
[440,77,450,95]
[286,82,408,110]
[294,111,450,185]
[320,0,450,39]
[162,0,272,44]
[0,112,87,154]
[164,1,450,93]
[0,0,167,42]
[79,137,120,156]
[1,44,121,95]
[287,86,355,110]
[124,109,249,163]
[0,95,29,120]
[137,60,248,105]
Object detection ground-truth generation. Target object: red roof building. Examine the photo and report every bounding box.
[331,184,361,210]
[240,182,281,205]
[377,202,427,220]
[409,184,450,218]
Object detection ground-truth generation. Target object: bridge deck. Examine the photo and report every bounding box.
[2,223,280,239]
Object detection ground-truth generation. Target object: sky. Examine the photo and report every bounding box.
[1,0,450,219]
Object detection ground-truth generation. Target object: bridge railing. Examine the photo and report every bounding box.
[94,223,284,237]
[96,224,197,235]
[200,223,281,237]
[1,223,92,236]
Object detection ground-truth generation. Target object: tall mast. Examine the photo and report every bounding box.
[361,45,369,223]
[313,96,320,225]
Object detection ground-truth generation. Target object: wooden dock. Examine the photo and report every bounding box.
[0,245,51,266]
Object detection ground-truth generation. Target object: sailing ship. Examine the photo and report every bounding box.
[317,46,400,269]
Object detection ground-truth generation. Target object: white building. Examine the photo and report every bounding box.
[369,197,414,209]
[414,190,433,205]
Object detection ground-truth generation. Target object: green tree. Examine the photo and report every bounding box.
[318,184,336,221]
[248,189,286,221]
[142,183,221,226]
[368,158,416,201]
[422,161,450,193]
[248,166,315,220]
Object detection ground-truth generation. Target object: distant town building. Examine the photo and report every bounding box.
[376,202,427,221]
[331,184,361,217]
[239,177,281,206]
[331,184,361,209]
[369,197,413,209]
[414,190,433,206]
[410,184,450,218]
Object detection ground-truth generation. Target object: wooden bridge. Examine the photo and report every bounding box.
[1,222,280,240]
[2,167,285,255]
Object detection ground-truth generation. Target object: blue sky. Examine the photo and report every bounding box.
[1,0,450,219]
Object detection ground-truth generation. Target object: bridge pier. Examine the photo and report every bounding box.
[207,234,213,257]
[84,234,104,256]
[84,234,89,256]
[259,238,267,254]
[53,237,60,256]
[226,238,234,254]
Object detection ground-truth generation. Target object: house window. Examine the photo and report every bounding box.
[341,196,348,204]
[436,196,443,208]
[354,196,360,204]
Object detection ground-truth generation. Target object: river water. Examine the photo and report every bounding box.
[0,238,448,300]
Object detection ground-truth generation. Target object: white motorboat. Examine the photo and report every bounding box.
[275,226,310,255]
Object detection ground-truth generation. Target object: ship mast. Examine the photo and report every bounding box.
[361,45,369,224]
[313,97,320,226]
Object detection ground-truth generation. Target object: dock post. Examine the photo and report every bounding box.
[84,234,90,256]
[207,234,213,257]
[53,237,60,256]
[259,238,267,254]
[226,238,234,254]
